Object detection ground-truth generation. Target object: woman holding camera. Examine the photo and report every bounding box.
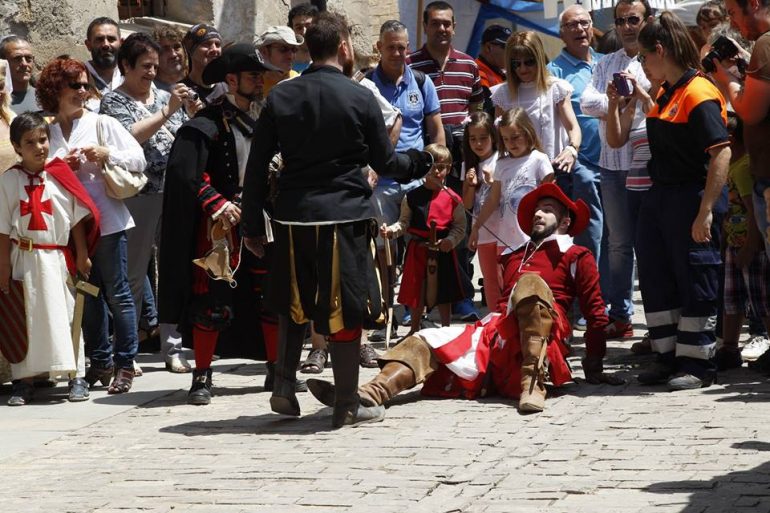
[633,12,731,391]
[100,33,192,373]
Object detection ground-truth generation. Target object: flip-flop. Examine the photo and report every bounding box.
[299,348,328,374]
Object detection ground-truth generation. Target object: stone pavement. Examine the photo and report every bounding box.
[2,295,770,513]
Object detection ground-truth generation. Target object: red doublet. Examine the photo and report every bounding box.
[421,236,608,399]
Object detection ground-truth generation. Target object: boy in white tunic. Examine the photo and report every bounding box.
[0,113,100,405]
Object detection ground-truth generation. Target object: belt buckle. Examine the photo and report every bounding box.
[18,237,33,252]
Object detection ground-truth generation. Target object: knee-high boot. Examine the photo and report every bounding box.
[328,339,386,428]
[308,335,438,407]
[269,315,307,417]
[511,274,555,413]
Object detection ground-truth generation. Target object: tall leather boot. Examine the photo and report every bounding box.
[328,339,385,428]
[270,315,307,417]
[308,335,436,408]
[511,274,555,413]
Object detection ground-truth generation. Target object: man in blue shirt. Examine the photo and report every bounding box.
[547,4,605,330]
[368,19,445,340]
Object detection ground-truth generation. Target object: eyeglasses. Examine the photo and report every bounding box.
[68,82,89,91]
[615,15,642,27]
[561,19,592,30]
[637,51,652,65]
[510,58,537,70]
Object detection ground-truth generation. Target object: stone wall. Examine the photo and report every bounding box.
[0,0,118,64]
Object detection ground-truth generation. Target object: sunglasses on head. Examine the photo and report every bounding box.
[510,58,536,70]
[68,82,89,91]
[615,15,642,27]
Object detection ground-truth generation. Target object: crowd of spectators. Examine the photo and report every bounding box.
[2,0,770,404]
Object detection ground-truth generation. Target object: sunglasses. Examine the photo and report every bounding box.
[68,82,89,91]
[615,15,642,27]
[511,58,537,70]
[561,19,592,30]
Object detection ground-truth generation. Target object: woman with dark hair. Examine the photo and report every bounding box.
[37,57,146,394]
[100,32,194,373]
[634,12,731,390]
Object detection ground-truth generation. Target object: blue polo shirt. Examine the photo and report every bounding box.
[548,48,603,165]
[370,64,441,153]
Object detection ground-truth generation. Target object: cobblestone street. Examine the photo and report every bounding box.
[2,292,770,513]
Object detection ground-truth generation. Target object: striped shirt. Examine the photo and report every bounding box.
[579,48,650,171]
[408,46,484,127]
[626,126,652,191]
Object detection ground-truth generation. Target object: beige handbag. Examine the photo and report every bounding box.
[96,115,147,199]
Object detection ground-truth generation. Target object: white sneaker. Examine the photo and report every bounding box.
[741,336,770,361]
[165,353,192,373]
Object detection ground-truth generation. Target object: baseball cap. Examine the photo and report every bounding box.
[481,25,512,46]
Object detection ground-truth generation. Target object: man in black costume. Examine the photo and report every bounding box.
[241,11,433,428]
[159,44,299,405]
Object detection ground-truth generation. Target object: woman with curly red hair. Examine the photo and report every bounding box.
[37,57,146,395]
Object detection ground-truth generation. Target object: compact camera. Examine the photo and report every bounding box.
[188,91,200,102]
[702,36,746,75]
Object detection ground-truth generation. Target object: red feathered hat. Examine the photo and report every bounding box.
[516,182,590,237]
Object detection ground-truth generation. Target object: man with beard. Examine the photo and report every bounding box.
[307,183,622,415]
[0,36,41,113]
[240,11,433,428]
[84,17,122,95]
[153,26,187,92]
[159,44,290,405]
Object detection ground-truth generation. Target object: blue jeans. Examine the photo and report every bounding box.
[140,275,158,330]
[753,177,770,259]
[571,160,603,264]
[600,169,635,322]
[84,231,138,369]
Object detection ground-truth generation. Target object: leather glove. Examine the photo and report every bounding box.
[582,356,625,385]
[405,148,434,180]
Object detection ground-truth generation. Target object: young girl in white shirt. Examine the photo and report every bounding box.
[470,107,554,258]
[461,111,502,311]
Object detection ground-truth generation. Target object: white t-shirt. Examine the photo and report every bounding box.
[48,111,146,236]
[461,151,499,245]
[490,79,573,160]
[494,149,553,251]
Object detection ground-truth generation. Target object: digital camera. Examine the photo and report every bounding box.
[702,36,745,74]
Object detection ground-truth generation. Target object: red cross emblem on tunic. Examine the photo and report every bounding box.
[20,184,52,231]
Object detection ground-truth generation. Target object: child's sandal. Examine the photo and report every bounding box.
[107,368,134,395]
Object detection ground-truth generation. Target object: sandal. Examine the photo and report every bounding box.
[108,368,134,394]
[85,364,114,387]
[359,343,380,368]
[300,348,328,374]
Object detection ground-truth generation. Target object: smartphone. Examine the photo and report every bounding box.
[612,72,633,97]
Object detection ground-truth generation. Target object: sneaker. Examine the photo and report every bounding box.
[604,319,634,340]
[741,336,770,361]
[573,316,587,332]
[715,346,743,371]
[667,372,715,391]
[401,307,412,327]
[7,380,34,406]
[453,298,481,322]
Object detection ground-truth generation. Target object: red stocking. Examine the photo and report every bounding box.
[192,324,218,370]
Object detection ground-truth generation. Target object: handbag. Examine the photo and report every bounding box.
[96,115,147,200]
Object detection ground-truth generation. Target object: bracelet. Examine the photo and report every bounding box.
[161,107,170,120]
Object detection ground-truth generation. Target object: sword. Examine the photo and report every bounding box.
[68,275,99,378]
[383,236,394,350]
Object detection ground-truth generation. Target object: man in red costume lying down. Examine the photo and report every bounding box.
[308,182,623,414]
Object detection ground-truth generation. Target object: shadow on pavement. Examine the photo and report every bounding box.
[645,442,770,512]
[159,410,340,435]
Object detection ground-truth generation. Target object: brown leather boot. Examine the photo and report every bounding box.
[511,274,555,413]
[358,362,416,406]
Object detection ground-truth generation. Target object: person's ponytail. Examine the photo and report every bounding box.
[639,11,701,71]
